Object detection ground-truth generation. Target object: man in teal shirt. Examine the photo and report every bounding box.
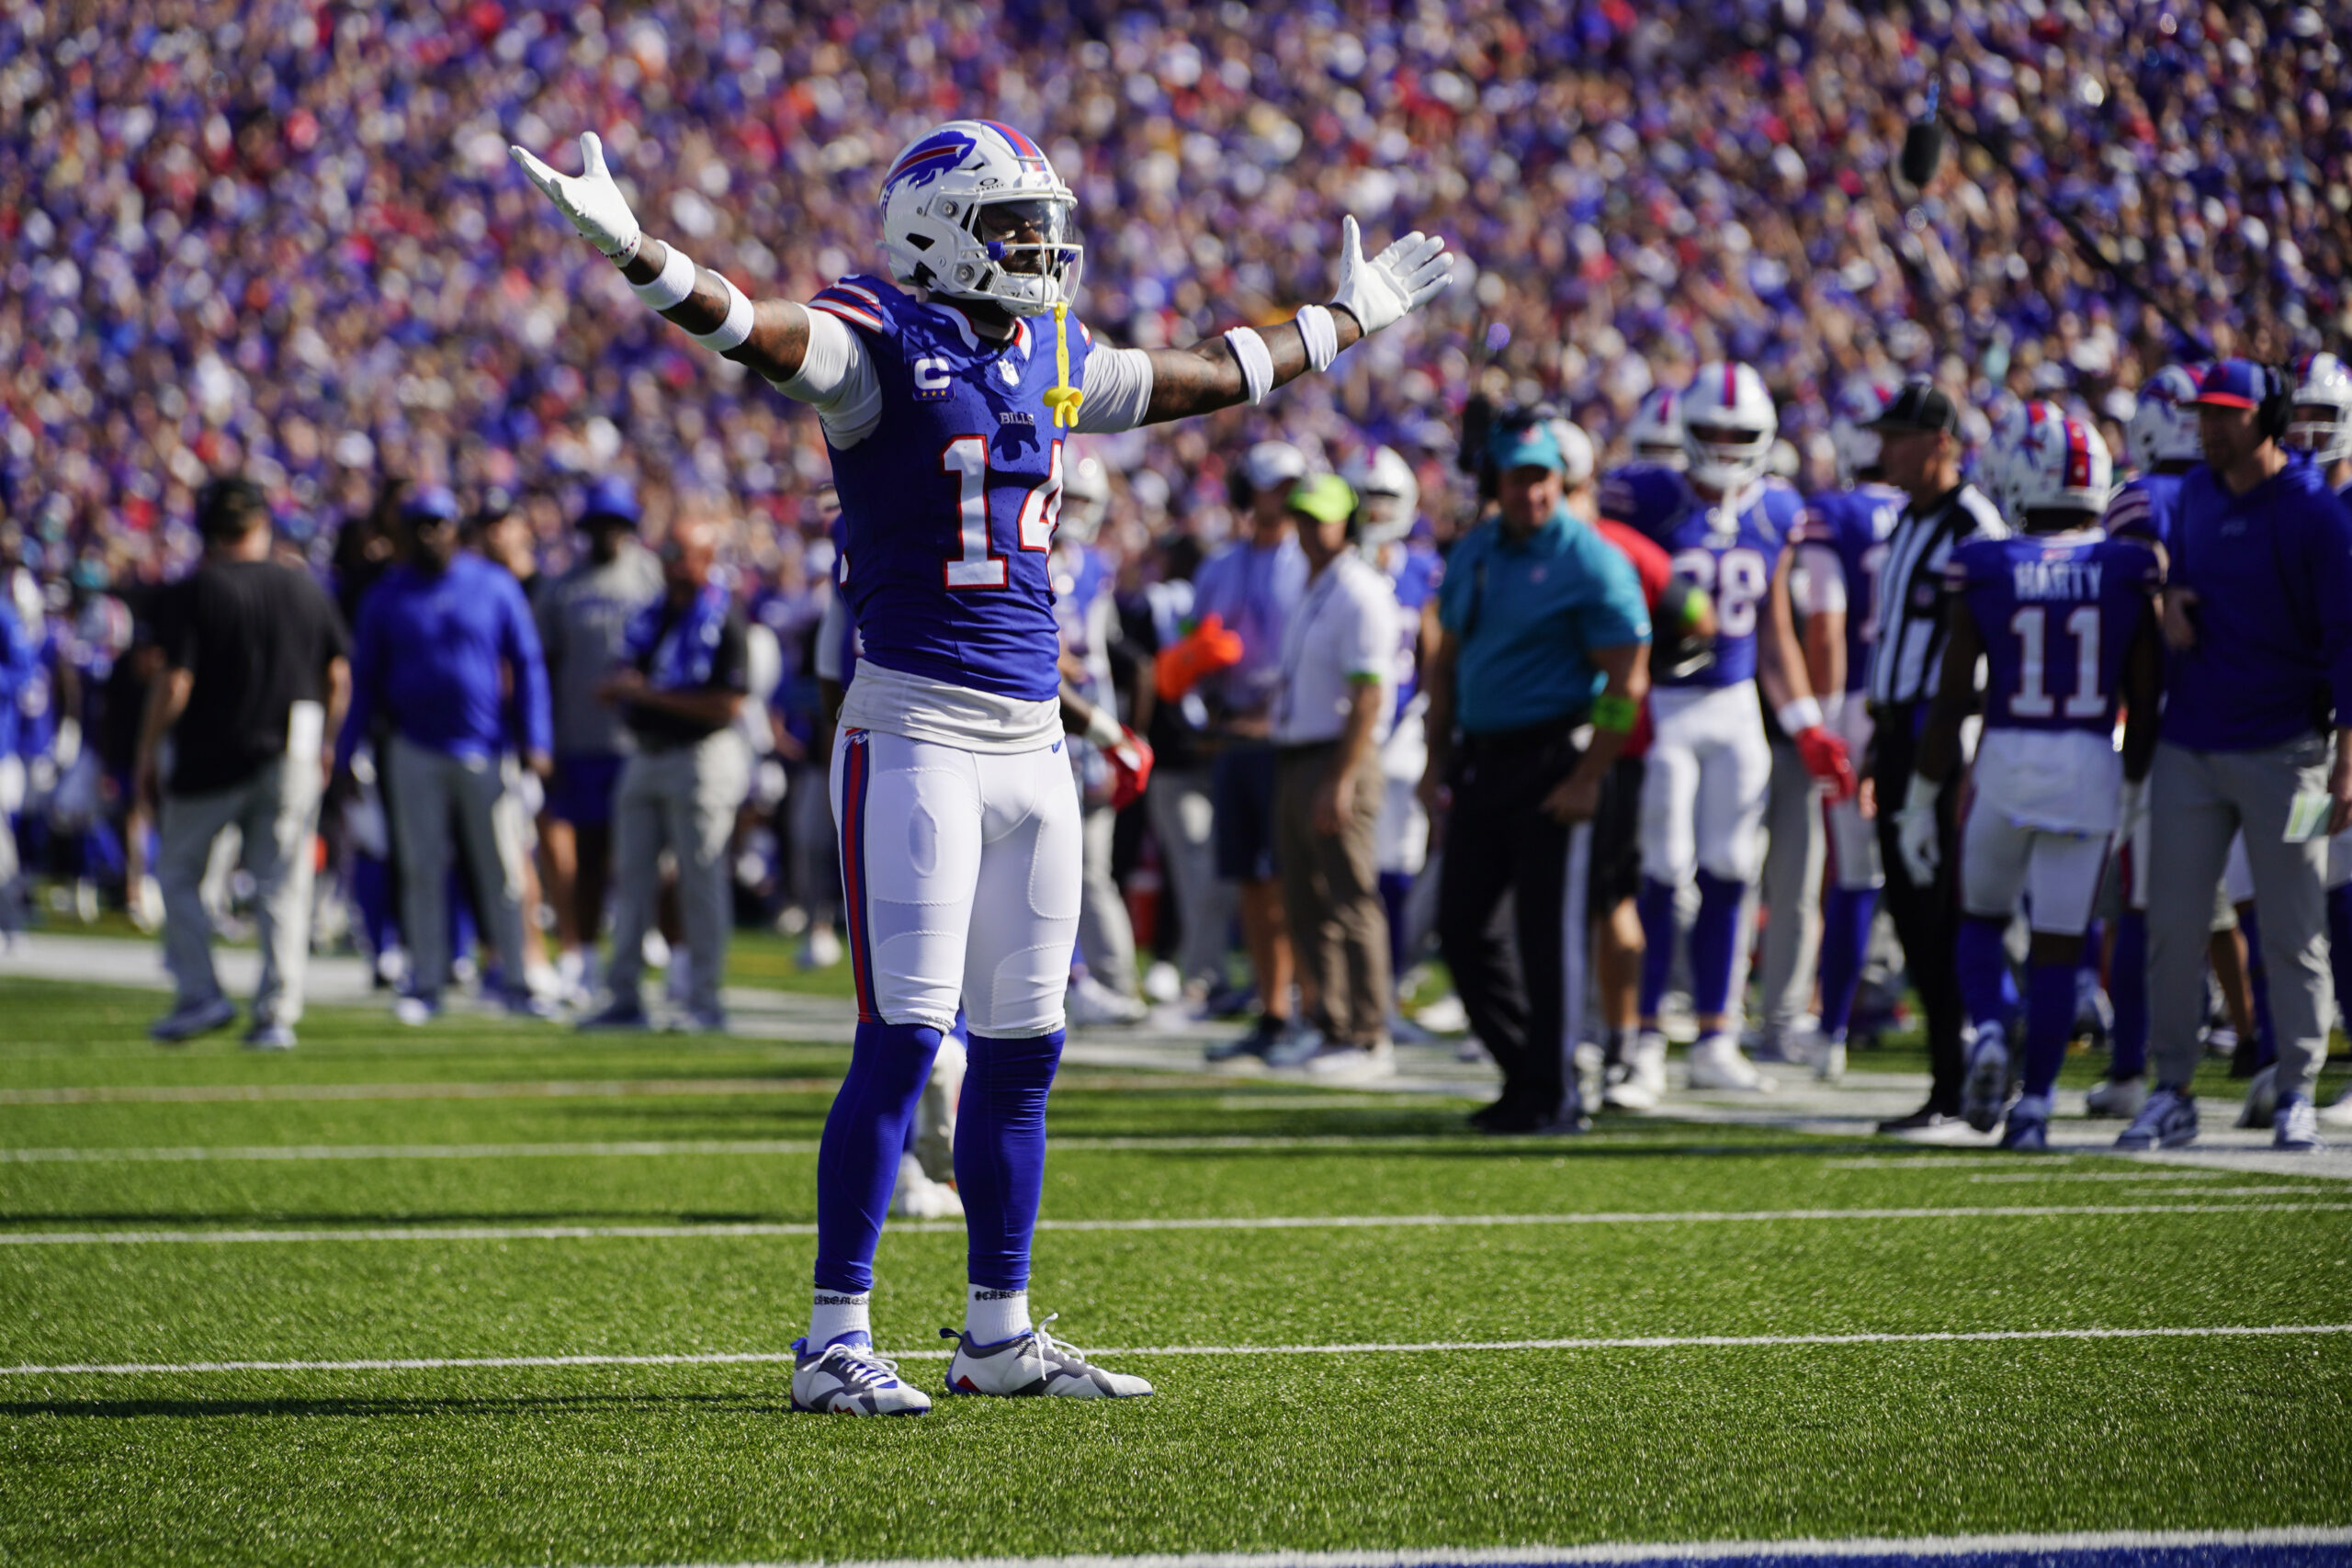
[1420,416,1650,1132]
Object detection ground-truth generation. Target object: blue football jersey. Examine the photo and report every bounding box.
[811,275,1091,705]
[2100,470,2186,550]
[1790,481,1905,694]
[1600,464,1799,686]
[1051,540,1115,705]
[1948,531,2158,734]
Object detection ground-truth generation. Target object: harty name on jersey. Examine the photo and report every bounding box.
[2011,558,2103,602]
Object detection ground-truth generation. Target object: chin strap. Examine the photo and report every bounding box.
[1043,300,1084,429]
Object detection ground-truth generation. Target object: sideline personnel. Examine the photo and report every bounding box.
[139,478,350,1048]
[2122,361,2352,1154]
[1422,418,1650,1132]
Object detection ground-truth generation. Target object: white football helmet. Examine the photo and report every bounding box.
[1628,386,1687,468]
[1829,379,1894,486]
[1342,446,1419,547]
[2008,412,2113,521]
[876,120,1080,318]
[2127,364,2206,472]
[1060,454,1110,544]
[1681,361,1777,492]
[1549,418,1598,488]
[2289,351,2352,466]
[1986,397,2066,522]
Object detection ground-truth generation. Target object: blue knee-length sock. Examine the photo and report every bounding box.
[956,1029,1066,1292]
[814,1021,943,1303]
[1690,870,1745,1020]
[2110,909,2148,1079]
[1817,886,1876,1042]
[1379,870,1414,984]
[2239,904,2278,1069]
[2023,959,2075,1099]
[1635,877,1679,1021]
[1955,916,2010,1034]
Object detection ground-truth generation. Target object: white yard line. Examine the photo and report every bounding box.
[7,1323,2349,1380]
[0,1134,1516,1162]
[4,1200,2347,1248]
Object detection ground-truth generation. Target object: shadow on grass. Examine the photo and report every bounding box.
[0,1391,786,1421]
[0,1209,802,1228]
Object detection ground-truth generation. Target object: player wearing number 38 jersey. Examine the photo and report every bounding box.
[510,118,1451,1414]
[1601,361,1848,1100]
[1908,414,2159,1152]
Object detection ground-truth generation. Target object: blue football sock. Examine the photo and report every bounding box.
[2109,908,2148,1080]
[1955,916,2010,1034]
[2023,958,2075,1099]
[353,855,396,960]
[1690,870,1745,1020]
[813,1020,943,1295]
[2240,904,2278,1069]
[1379,871,1414,983]
[2331,886,2352,1034]
[1817,886,1876,1042]
[956,1029,1066,1292]
[1635,877,1679,1021]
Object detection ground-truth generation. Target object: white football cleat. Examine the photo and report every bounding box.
[890,1152,963,1220]
[1303,1040,1396,1082]
[790,1337,933,1416]
[1685,1033,1775,1093]
[1067,973,1148,1027]
[2083,1075,2147,1120]
[2274,1093,2327,1152]
[941,1313,1153,1399]
[1962,1021,2010,1134]
[1814,1035,1848,1084]
[1605,1031,1668,1110]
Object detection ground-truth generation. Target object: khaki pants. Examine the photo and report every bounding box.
[160,754,322,1024]
[607,731,750,1019]
[1273,744,1389,1046]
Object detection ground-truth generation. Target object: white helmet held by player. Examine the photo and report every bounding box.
[1680,361,1777,492]
[1829,379,1893,486]
[2127,364,2205,472]
[2289,351,2352,467]
[1628,386,1687,468]
[2008,412,2114,522]
[1343,446,1419,547]
[1060,454,1111,545]
[877,119,1080,318]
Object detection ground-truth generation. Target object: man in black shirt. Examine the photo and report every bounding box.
[578,516,750,1032]
[137,478,351,1048]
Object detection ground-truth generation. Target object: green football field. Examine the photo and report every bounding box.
[0,974,2347,1568]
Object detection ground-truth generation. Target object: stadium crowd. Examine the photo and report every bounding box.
[3,1,2351,1142]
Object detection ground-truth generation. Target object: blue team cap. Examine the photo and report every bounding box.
[580,475,642,529]
[2194,359,2268,411]
[400,486,461,525]
[1488,420,1566,475]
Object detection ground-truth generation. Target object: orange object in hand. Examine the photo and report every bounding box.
[1154,614,1244,702]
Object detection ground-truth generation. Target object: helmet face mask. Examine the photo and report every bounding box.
[2288,353,2352,467]
[878,121,1082,318]
[1679,362,1778,492]
[1343,446,1419,547]
[1629,387,1687,469]
[2127,365,2206,471]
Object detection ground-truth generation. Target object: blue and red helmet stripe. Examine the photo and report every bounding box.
[978,119,1045,161]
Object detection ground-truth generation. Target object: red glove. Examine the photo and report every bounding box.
[1154,613,1244,701]
[1792,725,1857,803]
[1106,728,1156,810]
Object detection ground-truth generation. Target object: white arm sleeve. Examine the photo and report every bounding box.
[1792,543,1849,616]
[772,310,884,448]
[1074,345,1156,434]
[813,592,850,683]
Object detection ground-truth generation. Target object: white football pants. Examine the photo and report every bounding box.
[831,728,1081,1038]
[1640,682,1771,886]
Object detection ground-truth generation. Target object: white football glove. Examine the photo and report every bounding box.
[1895,775,1942,886]
[510,131,642,260]
[1329,216,1452,337]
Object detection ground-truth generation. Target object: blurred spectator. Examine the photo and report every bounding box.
[581,514,750,1032]
[138,476,348,1047]
[335,488,553,1024]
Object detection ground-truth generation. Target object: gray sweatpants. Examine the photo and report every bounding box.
[1755,737,1825,1037]
[160,754,322,1024]
[2145,736,2335,1097]
[1079,799,1138,998]
[1146,764,1233,990]
[607,731,749,1019]
[388,736,528,1003]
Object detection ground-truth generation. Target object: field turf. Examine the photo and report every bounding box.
[0,975,2346,1567]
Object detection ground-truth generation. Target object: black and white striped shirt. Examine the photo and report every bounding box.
[1868,483,2008,706]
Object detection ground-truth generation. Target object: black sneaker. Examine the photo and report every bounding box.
[1876,1104,1957,1134]
[1204,1013,1285,1063]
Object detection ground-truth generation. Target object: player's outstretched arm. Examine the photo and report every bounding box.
[510,133,814,387]
[1135,219,1450,425]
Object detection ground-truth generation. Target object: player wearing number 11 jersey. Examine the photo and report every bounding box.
[1909,414,2157,1150]
[512,118,1450,1413]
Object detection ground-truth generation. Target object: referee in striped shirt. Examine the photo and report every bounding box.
[1864,383,2008,1133]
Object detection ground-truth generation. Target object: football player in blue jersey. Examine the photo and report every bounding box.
[1599,362,1854,1100]
[1785,381,1905,1084]
[514,119,1450,1414]
[1904,414,2159,1149]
